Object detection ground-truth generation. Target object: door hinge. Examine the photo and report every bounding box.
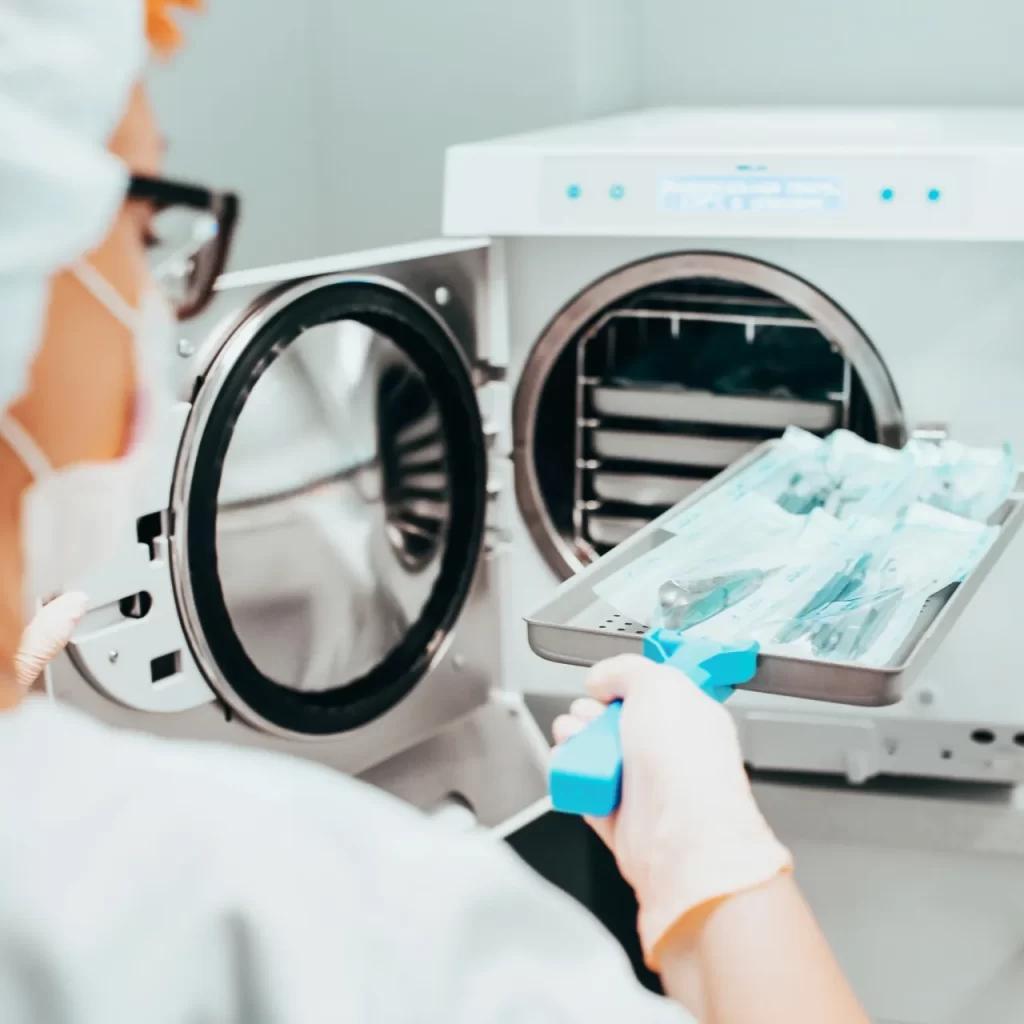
[911,421,949,444]
[472,363,507,387]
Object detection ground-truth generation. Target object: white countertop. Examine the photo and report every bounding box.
[526,692,1024,859]
[753,775,1024,859]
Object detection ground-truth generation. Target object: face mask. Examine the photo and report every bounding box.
[0,262,175,614]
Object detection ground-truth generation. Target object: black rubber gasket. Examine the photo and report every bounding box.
[185,280,487,736]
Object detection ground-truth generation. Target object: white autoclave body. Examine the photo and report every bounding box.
[442,107,1024,1024]
[442,107,1024,787]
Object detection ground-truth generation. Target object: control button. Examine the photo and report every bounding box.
[927,188,942,202]
[566,184,582,200]
[609,184,625,201]
[880,188,894,202]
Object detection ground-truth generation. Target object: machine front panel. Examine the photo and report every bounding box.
[539,154,981,238]
[500,235,1024,781]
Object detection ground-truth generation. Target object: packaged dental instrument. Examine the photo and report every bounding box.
[908,438,1017,522]
[526,434,1024,706]
[594,493,806,625]
[661,426,821,534]
[753,504,998,666]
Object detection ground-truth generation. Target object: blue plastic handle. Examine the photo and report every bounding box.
[549,629,759,818]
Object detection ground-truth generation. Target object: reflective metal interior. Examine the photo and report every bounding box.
[216,319,451,694]
[514,253,904,579]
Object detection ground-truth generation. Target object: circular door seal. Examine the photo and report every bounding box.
[171,276,488,738]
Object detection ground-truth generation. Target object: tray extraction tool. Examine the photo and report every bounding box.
[544,572,765,818]
[549,630,759,817]
[491,628,760,836]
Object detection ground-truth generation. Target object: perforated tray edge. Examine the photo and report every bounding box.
[526,442,1024,707]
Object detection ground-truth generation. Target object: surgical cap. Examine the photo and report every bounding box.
[0,0,146,414]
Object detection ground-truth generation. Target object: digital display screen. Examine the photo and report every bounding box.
[657,175,845,214]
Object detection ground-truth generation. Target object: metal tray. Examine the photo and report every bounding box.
[527,442,1024,707]
[587,514,648,547]
[592,429,761,468]
[592,385,840,433]
[592,471,705,507]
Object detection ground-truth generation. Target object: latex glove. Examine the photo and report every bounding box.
[553,653,792,970]
[14,593,88,691]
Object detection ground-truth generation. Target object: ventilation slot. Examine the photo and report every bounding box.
[119,591,153,620]
[150,651,182,684]
[137,512,165,560]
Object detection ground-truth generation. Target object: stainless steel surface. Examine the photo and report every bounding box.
[591,385,840,432]
[582,305,824,334]
[215,320,443,691]
[591,429,761,467]
[912,422,951,444]
[587,514,647,547]
[525,441,1024,707]
[572,292,855,558]
[170,271,472,739]
[514,252,905,580]
[657,569,771,632]
[592,471,704,506]
[191,239,493,402]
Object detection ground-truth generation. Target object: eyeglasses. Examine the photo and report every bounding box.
[128,174,240,321]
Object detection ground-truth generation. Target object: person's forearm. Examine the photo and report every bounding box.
[658,873,869,1024]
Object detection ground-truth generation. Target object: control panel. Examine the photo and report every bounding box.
[656,174,845,214]
[538,155,978,237]
[443,109,1024,238]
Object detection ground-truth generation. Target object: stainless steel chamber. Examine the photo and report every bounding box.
[513,251,904,581]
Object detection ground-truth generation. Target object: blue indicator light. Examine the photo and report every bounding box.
[609,184,625,200]
[566,184,581,200]
[927,188,942,202]
[880,188,894,202]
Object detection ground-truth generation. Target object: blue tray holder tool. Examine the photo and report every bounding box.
[548,630,760,818]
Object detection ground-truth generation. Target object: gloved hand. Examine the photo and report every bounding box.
[553,654,792,970]
[14,592,88,691]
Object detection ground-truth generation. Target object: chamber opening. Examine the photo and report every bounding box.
[516,253,903,577]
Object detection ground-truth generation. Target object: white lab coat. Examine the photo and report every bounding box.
[0,698,693,1023]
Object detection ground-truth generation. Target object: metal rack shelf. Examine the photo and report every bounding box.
[571,294,853,556]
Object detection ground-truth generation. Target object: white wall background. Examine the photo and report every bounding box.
[150,0,1024,266]
[149,0,640,268]
[637,0,1024,108]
